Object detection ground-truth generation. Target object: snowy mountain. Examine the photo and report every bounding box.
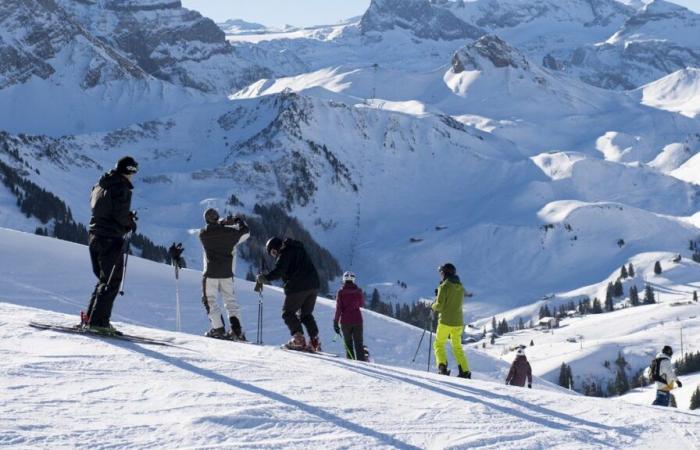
[549,0,700,89]
[1,0,700,319]
[359,0,484,40]
[217,18,270,35]
[1,229,698,448]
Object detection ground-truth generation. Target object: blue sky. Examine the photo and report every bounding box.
[181,0,700,28]
[181,0,371,28]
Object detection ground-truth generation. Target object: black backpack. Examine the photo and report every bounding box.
[649,357,667,384]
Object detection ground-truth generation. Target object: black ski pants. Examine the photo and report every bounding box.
[341,323,365,361]
[86,233,125,327]
[282,289,319,338]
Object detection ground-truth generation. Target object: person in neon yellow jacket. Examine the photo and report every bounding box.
[431,263,471,378]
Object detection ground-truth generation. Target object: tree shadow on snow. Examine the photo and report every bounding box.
[106,341,420,450]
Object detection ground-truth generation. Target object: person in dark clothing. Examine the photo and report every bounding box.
[334,271,365,360]
[506,347,533,388]
[199,208,250,339]
[257,237,321,351]
[83,156,138,333]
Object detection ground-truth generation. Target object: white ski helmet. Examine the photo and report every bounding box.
[342,271,356,283]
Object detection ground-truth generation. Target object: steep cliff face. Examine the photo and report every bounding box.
[359,0,484,40]
[54,0,271,94]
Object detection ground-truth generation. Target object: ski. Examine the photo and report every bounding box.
[29,321,175,347]
[205,334,261,346]
[280,345,339,358]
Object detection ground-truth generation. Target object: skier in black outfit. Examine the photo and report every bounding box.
[199,208,250,339]
[83,156,138,333]
[257,237,322,351]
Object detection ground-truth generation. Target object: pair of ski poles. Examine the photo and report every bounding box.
[412,310,435,372]
[254,255,266,344]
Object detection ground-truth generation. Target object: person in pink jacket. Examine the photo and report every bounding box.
[506,347,533,388]
[333,272,365,361]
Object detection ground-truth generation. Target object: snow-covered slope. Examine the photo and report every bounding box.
[6,301,700,449]
[1,228,698,448]
[472,250,700,403]
[641,68,700,118]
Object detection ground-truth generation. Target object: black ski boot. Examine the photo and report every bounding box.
[438,363,451,376]
[458,366,471,379]
[205,327,226,338]
[228,316,247,341]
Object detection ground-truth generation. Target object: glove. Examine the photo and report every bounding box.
[129,211,138,233]
[254,274,267,293]
[333,321,340,334]
[169,243,184,267]
[528,384,532,389]
[676,380,683,388]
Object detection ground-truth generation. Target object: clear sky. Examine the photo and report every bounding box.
[181,0,700,28]
[181,0,371,28]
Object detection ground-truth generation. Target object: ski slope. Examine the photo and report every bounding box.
[3,306,700,449]
[2,228,700,448]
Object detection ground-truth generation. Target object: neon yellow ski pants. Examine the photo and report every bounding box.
[433,323,470,371]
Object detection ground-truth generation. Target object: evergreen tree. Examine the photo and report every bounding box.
[369,288,380,311]
[558,363,573,389]
[620,265,628,279]
[591,298,603,314]
[613,352,630,395]
[530,339,534,346]
[654,261,662,275]
[628,263,635,277]
[605,283,614,312]
[644,284,656,304]
[694,291,698,302]
[690,387,700,411]
[613,280,624,298]
[630,285,640,306]
[518,317,525,330]
[492,316,498,334]
[490,334,495,345]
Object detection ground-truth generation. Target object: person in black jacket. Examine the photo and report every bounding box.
[257,237,321,351]
[83,156,138,333]
[199,208,250,340]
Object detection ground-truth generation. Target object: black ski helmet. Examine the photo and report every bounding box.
[204,208,220,224]
[116,156,138,175]
[438,263,456,277]
[662,345,673,357]
[266,237,283,255]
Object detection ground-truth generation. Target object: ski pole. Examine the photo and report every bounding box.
[117,237,131,296]
[427,311,434,373]
[169,243,184,332]
[335,330,354,360]
[174,263,181,332]
[412,324,428,363]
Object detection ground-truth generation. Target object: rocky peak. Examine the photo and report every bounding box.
[359,0,484,41]
[451,35,529,73]
[627,0,697,26]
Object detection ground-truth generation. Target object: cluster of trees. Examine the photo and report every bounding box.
[362,288,435,329]
[558,363,574,390]
[0,159,169,262]
[574,352,634,398]
[691,387,700,411]
[675,351,700,376]
[240,203,341,293]
[690,240,700,263]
